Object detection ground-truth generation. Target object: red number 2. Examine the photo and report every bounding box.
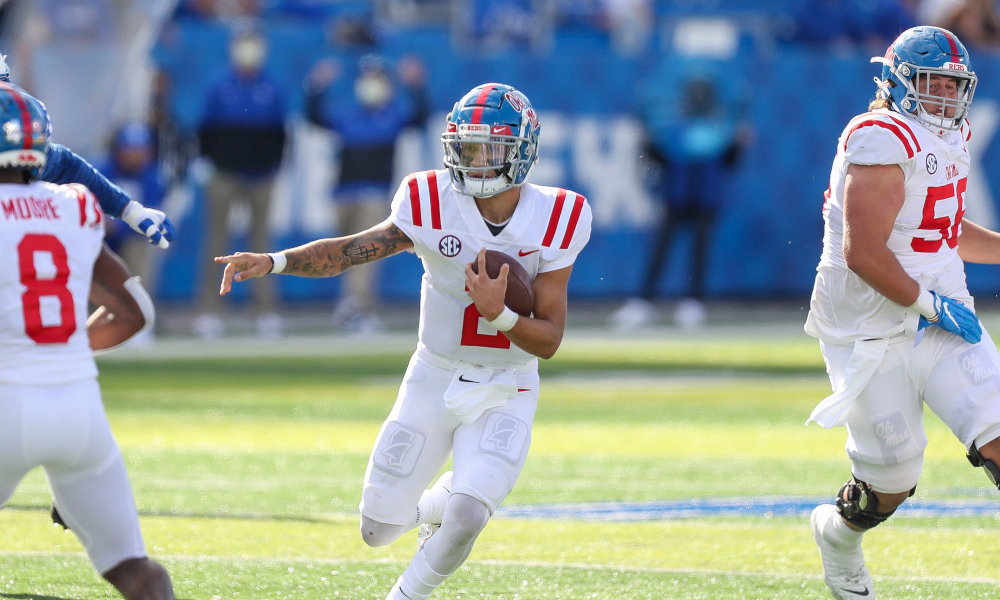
[911,177,967,253]
[18,233,76,344]
[460,301,511,349]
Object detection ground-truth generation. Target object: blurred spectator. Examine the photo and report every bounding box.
[556,0,652,55]
[196,27,287,339]
[790,0,916,49]
[305,54,428,332]
[101,122,165,283]
[175,0,262,19]
[918,0,1000,48]
[460,0,539,50]
[612,65,751,331]
[100,122,165,344]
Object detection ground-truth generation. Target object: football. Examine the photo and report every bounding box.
[470,250,535,316]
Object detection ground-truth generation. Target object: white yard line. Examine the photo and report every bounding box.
[4,550,998,585]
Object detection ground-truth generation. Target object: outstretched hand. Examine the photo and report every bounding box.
[464,247,508,321]
[215,252,272,295]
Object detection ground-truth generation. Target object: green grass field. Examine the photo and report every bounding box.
[2,331,999,599]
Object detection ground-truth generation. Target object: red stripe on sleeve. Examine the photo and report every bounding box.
[965,119,972,141]
[560,194,585,250]
[542,189,567,247]
[843,120,914,159]
[76,187,87,226]
[407,176,422,227]
[1,83,33,150]
[426,170,441,229]
[884,115,921,152]
[471,84,496,125]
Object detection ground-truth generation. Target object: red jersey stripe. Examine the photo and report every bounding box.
[560,193,586,250]
[75,186,87,227]
[407,176,422,227]
[471,84,496,125]
[965,118,972,141]
[542,189,567,247]
[1,83,33,150]
[883,115,921,152]
[426,170,441,229]
[843,120,914,159]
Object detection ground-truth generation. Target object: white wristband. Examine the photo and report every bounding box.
[268,252,287,274]
[909,286,938,322]
[488,306,519,332]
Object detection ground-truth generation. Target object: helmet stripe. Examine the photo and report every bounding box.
[471,84,496,125]
[0,82,32,150]
[938,27,960,56]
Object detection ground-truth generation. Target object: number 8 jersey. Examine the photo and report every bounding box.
[0,182,104,385]
[806,108,973,344]
[390,169,592,368]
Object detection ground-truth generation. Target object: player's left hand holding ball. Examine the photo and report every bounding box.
[215,252,273,295]
[465,247,508,321]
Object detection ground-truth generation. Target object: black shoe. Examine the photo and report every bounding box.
[51,504,69,530]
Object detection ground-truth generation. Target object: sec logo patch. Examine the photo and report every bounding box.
[439,235,462,257]
[926,153,938,174]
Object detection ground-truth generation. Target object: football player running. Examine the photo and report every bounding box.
[217,83,591,599]
[805,26,1000,600]
[0,88,173,599]
[0,54,175,249]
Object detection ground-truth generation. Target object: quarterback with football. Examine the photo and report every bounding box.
[805,26,1000,599]
[0,86,172,599]
[217,83,591,599]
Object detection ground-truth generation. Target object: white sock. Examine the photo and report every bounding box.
[414,472,452,528]
[826,512,865,549]
[397,549,447,600]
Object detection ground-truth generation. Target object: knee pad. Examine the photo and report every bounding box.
[966,443,1000,490]
[443,494,491,541]
[359,516,406,547]
[835,476,914,530]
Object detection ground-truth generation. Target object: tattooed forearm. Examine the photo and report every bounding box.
[282,220,413,277]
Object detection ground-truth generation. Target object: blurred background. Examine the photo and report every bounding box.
[5,0,1000,339]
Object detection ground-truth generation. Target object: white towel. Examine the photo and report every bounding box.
[807,312,919,429]
[444,365,518,425]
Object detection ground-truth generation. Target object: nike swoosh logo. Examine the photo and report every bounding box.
[840,586,870,596]
[518,249,539,256]
[458,375,479,383]
[517,388,531,392]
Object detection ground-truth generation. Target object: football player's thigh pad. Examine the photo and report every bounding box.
[363,359,458,525]
[39,381,145,574]
[0,386,31,503]
[922,327,1000,447]
[451,394,537,513]
[844,342,927,479]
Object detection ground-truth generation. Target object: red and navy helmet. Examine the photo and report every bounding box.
[441,83,540,197]
[872,26,976,132]
[0,83,49,179]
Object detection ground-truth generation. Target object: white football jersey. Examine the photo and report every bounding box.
[390,169,592,368]
[806,108,973,343]
[0,182,104,385]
